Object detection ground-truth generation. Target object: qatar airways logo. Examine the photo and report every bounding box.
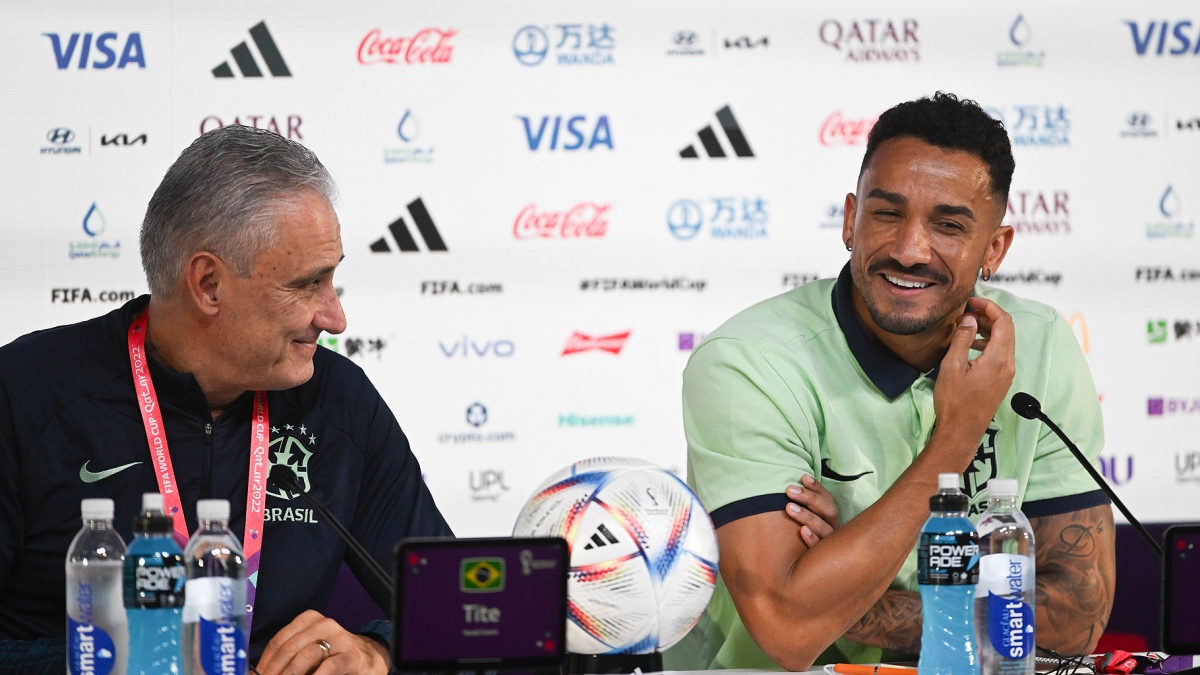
[562,331,630,356]
[514,202,609,239]
[819,111,877,146]
[357,28,456,65]
[818,18,920,62]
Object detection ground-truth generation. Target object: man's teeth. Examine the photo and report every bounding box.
[885,275,930,289]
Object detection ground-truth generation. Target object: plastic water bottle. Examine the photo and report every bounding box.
[918,473,980,675]
[181,499,247,675]
[125,493,185,674]
[67,498,129,675]
[976,479,1036,675]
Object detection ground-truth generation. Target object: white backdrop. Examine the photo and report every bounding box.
[1,1,1198,536]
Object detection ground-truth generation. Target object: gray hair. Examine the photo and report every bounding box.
[139,125,337,296]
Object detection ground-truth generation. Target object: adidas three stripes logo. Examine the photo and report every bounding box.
[213,21,291,78]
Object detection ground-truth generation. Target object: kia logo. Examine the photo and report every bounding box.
[47,127,75,144]
[673,31,697,45]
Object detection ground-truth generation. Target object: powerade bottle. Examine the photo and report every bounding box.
[125,493,186,674]
[67,498,129,675]
[976,479,1036,675]
[918,473,980,675]
[181,499,248,675]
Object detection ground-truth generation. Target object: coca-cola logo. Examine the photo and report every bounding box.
[357,28,456,65]
[513,203,609,239]
[562,331,631,356]
[819,112,877,146]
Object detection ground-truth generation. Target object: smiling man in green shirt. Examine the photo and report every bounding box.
[675,93,1115,670]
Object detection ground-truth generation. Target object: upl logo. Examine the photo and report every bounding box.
[44,32,145,69]
[1126,20,1200,56]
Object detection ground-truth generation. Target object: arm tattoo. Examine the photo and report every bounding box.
[1032,504,1116,655]
[843,590,922,654]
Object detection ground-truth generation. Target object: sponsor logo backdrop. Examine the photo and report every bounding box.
[1,1,1197,535]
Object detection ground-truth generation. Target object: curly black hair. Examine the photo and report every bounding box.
[859,92,1015,203]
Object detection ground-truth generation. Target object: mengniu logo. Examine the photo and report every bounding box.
[44,32,145,69]
[819,111,877,146]
[986,104,1070,147]
[1147,318,1200,344]
[200,115,302,140]
[562,331,630,356]
[512,23,614,66]
[1126,20,1200,56]
[667,196,768,240]
[212,21,291,77]
[514,202,609,239]
[1146,185,1194,239]
[70,202,120,260]
[1005,190,1070,235]
[1099,455,1134,487]
[357,28,455,65]
[997,14,1045,67]
[680,105,754,158]
[384,109,433,164]
[518,115,612,151]
[369,197,447,253]
[818,18,919,62]
[461,558,505,592]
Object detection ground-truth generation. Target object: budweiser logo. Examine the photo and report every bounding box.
[514,202,609,239]
[562,331,630,356]
[358,28,456,65]
[819,111,877,146]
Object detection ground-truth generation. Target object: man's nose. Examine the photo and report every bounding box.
[314,284,347,335]
[888,217,933,269]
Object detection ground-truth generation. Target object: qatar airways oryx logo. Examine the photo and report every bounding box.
[514,202,609,239]
[562,331,630,356]
[357,28,455,65]
[819,111,877,146]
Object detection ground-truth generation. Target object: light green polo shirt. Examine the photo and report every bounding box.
[670,264,1107,670]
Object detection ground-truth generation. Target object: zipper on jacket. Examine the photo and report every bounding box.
[202,422,213,498]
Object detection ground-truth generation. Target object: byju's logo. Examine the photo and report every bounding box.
[986,104,1070,147]
[818,19,920,62]
[1121,111,1160,139]
[678,331,707,351]
[41,127,82,155]
[200,115,302,140]
[514,202,609,239]
[997,14,1045,67]
[1146,185,1194,239]
[370,198,448,253]
[212,21,291,78]
[667,30,705,57]
[517,115,612,151]
[44,32,145,69]
[819,111,877,146]
[438,337,515,358]
[1148,319,1200,344]
[680,105,754,158]
[1126,20,1200,56]
[1005,190,1070,234]
[384,110,433,164]
[513,23,614,66]
[562,331,630,356]
[1148,397,1200,417]
[667,197,768,240]
[70,202,120,260]
[357,28,455,65]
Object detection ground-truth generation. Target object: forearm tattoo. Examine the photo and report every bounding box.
[844,590,923,654]
[1032,504,1117,655]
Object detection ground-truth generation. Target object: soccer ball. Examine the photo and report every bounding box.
[513,457,719,654]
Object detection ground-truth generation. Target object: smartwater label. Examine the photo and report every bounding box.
[918,531,980,585]
[68,618,116,675]
[981,553,1035,659]
[199,616,247,675]
[183,577,244,623]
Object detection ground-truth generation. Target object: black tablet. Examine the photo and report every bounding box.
[1163,524,1200,654]
[392,537,568,671]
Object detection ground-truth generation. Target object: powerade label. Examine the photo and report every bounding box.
[918,531,979,585]
[125,555,186,608]
[988,592,1035,659]
[68,617,116,675]
[199,616,247,675]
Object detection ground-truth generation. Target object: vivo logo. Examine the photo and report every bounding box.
[438,337,515,358]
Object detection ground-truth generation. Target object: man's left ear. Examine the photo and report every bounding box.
[984,225,1015,276]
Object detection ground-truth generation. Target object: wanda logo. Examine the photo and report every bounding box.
[358,28,456,65]
[819,112,877,146]
[514,202,609,239]
[562,331,630,356]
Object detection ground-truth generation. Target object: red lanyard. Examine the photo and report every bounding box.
[127,308,268,631]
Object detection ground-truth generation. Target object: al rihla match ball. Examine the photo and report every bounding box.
[513,456,719,654]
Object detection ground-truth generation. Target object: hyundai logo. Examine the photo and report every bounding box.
[47,127,75,144]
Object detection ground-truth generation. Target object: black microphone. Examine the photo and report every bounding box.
[269,465,396,597]
[1009,392,1163,558]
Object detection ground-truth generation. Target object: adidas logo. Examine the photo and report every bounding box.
[213,21,291,78]
[582,524,620,550]
[370,197,448,253]
[680,105,754,159]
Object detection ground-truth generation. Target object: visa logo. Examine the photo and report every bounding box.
[44,32,146,69]
[517,115,613,151]
[1126,20,1200,55]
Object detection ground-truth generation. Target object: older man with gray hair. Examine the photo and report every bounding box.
[0,126,451,674]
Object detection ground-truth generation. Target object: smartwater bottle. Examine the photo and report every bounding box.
[976,479,1036,675]
[918,473,980,675]
[181,499,247,675]
[125,493,185,674]
[67,498,129,675]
